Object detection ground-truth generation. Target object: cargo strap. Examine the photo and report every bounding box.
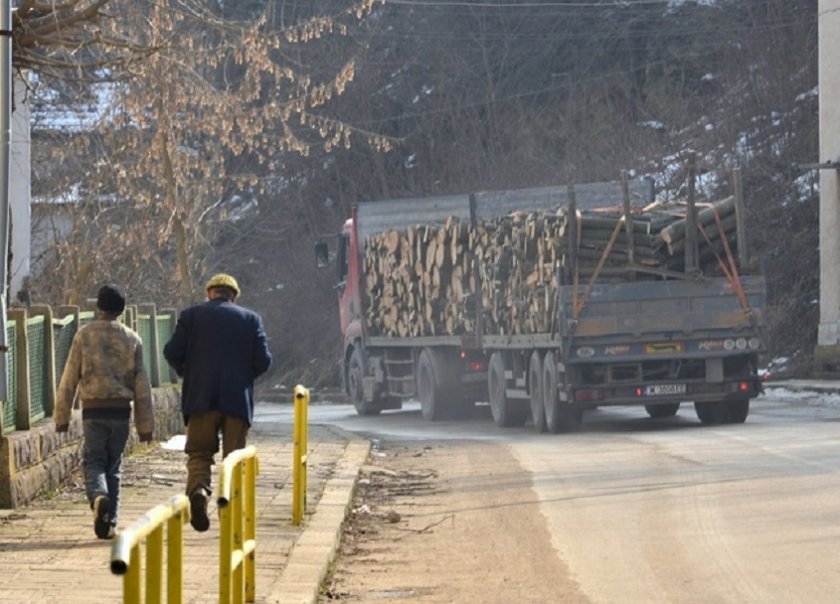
[695,202,755,322]
[572,214,624,319]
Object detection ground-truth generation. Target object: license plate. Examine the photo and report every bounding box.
[645,384,686,396]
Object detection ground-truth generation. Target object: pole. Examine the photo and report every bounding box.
[292,384,310,526]
[684,150,698,273]
[0,0,12,406]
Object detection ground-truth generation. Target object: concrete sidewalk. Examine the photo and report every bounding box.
[0,418,370,604]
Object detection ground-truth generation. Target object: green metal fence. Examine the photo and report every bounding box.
[79,310,95,327]
[156,314,173,384]
[1,305,177,435]
[3,321,16,433]
[26,316,47,423]
[136,314,153,384]
[53,315,77,383]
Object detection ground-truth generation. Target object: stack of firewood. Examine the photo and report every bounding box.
[362,196,739,337]
[364,216,478,337]
[473,208,567,335]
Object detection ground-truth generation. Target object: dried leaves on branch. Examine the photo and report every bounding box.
[12,0,158,80]
[28,0,394,306]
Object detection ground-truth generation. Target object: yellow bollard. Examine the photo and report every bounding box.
[292,384,310,526]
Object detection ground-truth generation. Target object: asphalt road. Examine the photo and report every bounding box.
[257,387,840,603]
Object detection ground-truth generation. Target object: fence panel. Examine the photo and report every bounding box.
[155,314,173,384]
[26,316,47,423]
[2,321,16,433]
[2,303,176,434]
[78,310,95,328]
[52,314,77,382]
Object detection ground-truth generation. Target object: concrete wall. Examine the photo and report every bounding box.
[818,1,840,366]
[0,387,183,508]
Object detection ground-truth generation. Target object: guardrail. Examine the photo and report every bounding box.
[1,302,177,434]
[110,494,191,604]
[217,445,259,604]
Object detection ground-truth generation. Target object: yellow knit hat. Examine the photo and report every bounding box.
[205,273,240,296]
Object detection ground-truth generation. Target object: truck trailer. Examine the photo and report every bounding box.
[316,172,766,431]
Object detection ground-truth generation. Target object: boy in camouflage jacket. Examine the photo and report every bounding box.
[54,285,154,539]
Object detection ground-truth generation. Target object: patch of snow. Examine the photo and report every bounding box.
[795,86,818,103]
[762,387,840,407]
[640,120,665,131]
[162,434,186,451]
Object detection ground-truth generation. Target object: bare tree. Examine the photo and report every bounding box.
[30,0,393,307]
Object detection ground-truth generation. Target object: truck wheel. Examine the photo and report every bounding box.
[694,401,719,424]
[542,352,581,434]
[348,347,380,416]
[529,351,546,433]
[417,349,446,421]
[488,352,527,427]
[696,399,749,424]
[645,403,680,418]
[727,398,750,423]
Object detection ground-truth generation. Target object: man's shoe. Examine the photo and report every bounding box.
[190,491,210,532]
[92,495,112,539]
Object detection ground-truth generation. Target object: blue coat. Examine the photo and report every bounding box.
[163,299,272,426]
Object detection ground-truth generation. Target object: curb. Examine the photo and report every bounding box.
[265,431,370,604]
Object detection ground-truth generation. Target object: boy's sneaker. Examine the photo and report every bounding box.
[92,495,112,539]
[190,491,210,532]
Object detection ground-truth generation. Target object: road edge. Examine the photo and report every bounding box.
[265,429,370,604]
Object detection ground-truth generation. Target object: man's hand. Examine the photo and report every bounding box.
[139,433,153,443]
[55,424,69,433]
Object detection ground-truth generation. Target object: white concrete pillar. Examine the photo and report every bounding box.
[818,0,840,349]
[10,71,30,303]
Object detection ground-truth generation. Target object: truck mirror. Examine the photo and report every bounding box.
[314,240,330,268]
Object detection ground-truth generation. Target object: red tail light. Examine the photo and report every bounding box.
[576,389,604,402]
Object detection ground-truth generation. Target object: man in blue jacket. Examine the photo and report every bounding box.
[164,273,273,532]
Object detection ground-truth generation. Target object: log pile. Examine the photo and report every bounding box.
[362,196,739,337]
[363,216,478,337]
[473,209,568,336]
[571,196,738,277]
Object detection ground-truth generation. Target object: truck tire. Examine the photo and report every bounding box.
[348,347,381,416]
[488,352,527,427]
[417,349,448,421]
[645,402,680,418]
[529,351,546,433]
[542,351,581,434]
[695,399,749,424]
[727,398,750,423]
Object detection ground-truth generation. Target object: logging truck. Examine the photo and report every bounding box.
[316,171,767,431]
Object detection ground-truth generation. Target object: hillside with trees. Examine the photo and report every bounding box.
[20,0,819,387]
